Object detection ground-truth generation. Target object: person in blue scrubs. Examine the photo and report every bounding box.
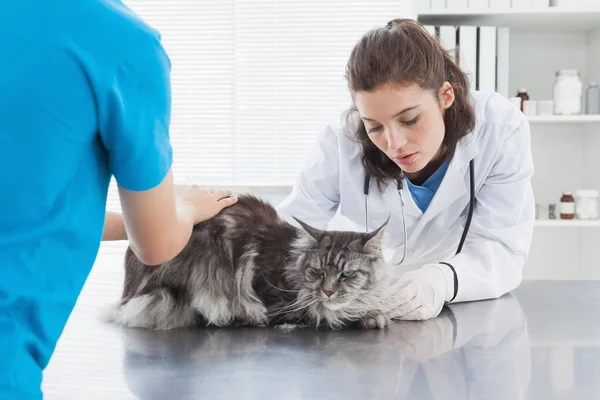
[0,1,237,397]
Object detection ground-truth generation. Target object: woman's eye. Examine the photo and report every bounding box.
[342,270,356,278]
[401,117,419,127]
[368,126,383,134]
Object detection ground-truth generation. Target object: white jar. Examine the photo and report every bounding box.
[575,190,599,220]
[553,69,583,115]
[523,100,537,116]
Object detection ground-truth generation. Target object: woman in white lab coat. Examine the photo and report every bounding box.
[276,18,535,321]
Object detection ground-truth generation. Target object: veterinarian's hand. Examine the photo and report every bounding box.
[176,186,238,225]
[387,263,455,321]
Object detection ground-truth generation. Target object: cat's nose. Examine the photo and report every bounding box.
[323,290,335,297]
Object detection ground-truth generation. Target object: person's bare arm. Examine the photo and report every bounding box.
[117,169,237,265]
[102,211,128,241]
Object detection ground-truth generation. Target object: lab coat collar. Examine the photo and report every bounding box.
[406,133,479,243]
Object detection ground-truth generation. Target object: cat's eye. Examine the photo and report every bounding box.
[313,268,325,277]
[342,270,356,278]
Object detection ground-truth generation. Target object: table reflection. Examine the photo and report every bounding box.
[118,294,529,400]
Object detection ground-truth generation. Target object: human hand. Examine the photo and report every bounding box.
[175,186,238,225]
[386,263,455,321]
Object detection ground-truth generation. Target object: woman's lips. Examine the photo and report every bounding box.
[393,152,418,166]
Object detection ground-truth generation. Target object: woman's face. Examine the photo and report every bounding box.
[353,82,455,181]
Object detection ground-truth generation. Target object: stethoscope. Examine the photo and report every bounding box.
[363,159,475,265]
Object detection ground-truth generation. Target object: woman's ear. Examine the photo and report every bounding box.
[439,81,455,111]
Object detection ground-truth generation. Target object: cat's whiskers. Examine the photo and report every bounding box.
[258,269,300,294]
[267,297,318,318]
[294,306,313,325]
[269,299,319,325]
[266,291,311,314]
[267,302,303,318]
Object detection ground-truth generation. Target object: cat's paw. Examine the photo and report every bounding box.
[362,314,389,330]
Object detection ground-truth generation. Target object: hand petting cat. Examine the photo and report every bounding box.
[386,263,456,321]
[176,186,238,225]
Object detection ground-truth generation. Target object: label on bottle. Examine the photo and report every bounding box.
[560,202,575,214]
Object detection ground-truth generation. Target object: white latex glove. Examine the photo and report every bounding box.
[387,263,455,321]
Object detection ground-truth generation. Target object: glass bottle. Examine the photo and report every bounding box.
[560,191,575,220]
[516,88,529,112]
[549,204,557,220]
[587,82,600,115]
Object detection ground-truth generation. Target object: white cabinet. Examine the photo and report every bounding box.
[418,6,600,280]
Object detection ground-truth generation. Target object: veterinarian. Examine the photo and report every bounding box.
[276,18,535,321]
[0,1,236,398]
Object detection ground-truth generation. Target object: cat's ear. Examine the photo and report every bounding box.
[292,217,323,241]
[364,221,387,254]
[350,218,388,254]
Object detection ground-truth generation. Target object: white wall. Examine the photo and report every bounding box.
[586,27,600,89]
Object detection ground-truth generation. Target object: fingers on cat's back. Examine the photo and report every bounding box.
[219,196,238,209]
[212,189,232,200]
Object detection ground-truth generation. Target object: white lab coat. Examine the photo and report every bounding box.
[276,91,535,303]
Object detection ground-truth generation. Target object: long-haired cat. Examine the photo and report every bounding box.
[104,194,392,331]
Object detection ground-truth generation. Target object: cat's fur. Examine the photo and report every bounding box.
[104,194,392,331]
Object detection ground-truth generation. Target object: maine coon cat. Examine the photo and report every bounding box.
[105,194,392,331]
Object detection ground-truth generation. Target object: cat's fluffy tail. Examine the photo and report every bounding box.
[97,301,122,324]
[99,289,197,330]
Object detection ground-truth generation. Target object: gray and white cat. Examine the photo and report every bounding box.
[105,194,392,331]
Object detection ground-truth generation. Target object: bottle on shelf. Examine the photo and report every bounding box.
[587,82,600,115]
[553,69,583,115]
[516,88,529,112]
[549,204,557,220]
[575,190,599,220]
[560,191,575,220]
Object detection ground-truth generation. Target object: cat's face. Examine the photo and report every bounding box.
[289,218,389,327]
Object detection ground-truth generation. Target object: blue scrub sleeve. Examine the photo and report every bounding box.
[98,35,173,191]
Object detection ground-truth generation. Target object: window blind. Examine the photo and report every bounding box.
[105,0,407,213]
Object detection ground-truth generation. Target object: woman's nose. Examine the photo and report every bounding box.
[387,127,408,151]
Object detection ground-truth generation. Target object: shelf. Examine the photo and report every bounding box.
[528,115,600,123]
[535,219,600,227]
[417,8,600,32]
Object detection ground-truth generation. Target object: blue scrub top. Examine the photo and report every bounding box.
[406,160,450,212]
[0,0,173,397]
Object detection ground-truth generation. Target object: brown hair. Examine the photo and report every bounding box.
[343,18,475,184]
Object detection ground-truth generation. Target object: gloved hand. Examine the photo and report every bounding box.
[386,263,455,321]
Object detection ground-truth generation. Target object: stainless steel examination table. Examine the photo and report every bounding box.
[42,280,600,399]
